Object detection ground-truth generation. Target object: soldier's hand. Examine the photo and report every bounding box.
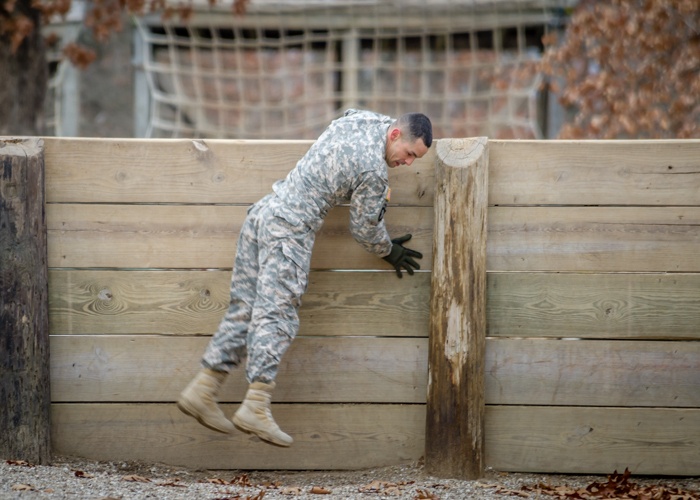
[382,234,423,278]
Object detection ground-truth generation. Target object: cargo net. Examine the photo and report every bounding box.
[136,1,559,140]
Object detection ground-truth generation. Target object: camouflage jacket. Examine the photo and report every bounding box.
[271,109,394,257]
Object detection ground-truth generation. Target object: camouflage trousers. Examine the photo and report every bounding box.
[202,194,314,383]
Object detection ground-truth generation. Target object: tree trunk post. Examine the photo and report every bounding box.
[425,137,489,479]
[0,138,51,464]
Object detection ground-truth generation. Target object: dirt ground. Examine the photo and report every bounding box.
[2,454,699,500]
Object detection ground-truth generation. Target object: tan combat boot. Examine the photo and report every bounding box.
[177,369,235,434]
[232,381,293,447]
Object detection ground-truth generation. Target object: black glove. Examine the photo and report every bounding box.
[382,234,423,278]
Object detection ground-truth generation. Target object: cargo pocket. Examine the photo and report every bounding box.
[279,240,310,308]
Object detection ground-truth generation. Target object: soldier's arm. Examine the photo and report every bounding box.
[348,171,393,257]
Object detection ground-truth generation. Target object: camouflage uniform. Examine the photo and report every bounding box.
[202,109,395,383]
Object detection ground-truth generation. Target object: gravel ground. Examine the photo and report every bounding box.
[1,456,699,500]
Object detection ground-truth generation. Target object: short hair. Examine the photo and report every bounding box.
[397,113,433,148]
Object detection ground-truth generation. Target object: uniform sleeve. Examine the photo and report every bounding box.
[348,170,393,257]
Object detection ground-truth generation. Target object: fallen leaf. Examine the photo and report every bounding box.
[12,484,35,491]
[309,486,332,494]
[280,486,302,495]
[519,468,700,499]
[476,482,499,489]
[156,479,186,487]
[207,474,254,487]
[122,474,151,483]
[74,470,95,478]
[430,483,449,490]
[360,480,398,492]
[6,460,34,467]
[233,474,254,487]
[500,489,530,498]
[208,478,231,485]
[415,489,439,500]
[384,485,403,496]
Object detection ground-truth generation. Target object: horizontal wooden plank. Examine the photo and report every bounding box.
[51,403,699,474]
[488,272,700,340]
[48,270,430,336]
[50,204,699,272]
[46,138,700,208]
[51,335,698,408]
[486,406,699,475]
[486,339,700,407]
[489,140,700,206]
[44,137,435,206]
[488,206,700,272]
[50,336,428,403]
[48,269,698,340]
[51,403,425,470]
[47,205,434,269]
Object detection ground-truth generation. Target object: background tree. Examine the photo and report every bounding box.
[541,0,699,139]
[1,0,48,135]
[0,0,248,135]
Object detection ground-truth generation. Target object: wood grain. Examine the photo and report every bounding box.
[489,139,700,206]
[49,269,699,340]
[46,138,700,208]
[426,137,488,478]
[48,270,430,336]
[50,335,428,403]
[44,137,436,206]
[47,204,434,269]
[485,338,700,407]
[488,206,700,272]
[43,138,700,475]
[50,403,700,474]
[486,406,700,475]
[0,138,51,465]
[487,272,700,340]
[50,335,698,408]
[51,403,426,470]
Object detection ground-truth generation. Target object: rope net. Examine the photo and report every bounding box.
[136,0,563,139]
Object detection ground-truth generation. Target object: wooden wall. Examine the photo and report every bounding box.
[46,138,700,474]
[46,138,433,470]
[484,140,700,476]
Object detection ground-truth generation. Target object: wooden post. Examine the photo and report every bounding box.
[425,137,488,479]
[0,138,51,464]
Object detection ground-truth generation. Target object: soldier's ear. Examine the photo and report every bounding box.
[388,127,401,142]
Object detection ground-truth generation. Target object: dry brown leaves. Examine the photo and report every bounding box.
[11,483,36,491]
[358,479,423,496]
[541,0,700,139]
[523,468,700,500]
[481,468,700,500]
[204,474,331,497]
[211,492,265,500]
[5,459,35,467]
[123,474,152,483]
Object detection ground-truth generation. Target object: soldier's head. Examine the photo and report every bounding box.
[385,113,432,168]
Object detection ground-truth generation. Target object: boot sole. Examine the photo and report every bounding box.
[177,399,234,434]
[232,416,292,448]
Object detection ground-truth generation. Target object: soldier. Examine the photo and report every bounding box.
[178,109,432,447]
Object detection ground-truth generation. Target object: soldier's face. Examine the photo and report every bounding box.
[385,129,428,168]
